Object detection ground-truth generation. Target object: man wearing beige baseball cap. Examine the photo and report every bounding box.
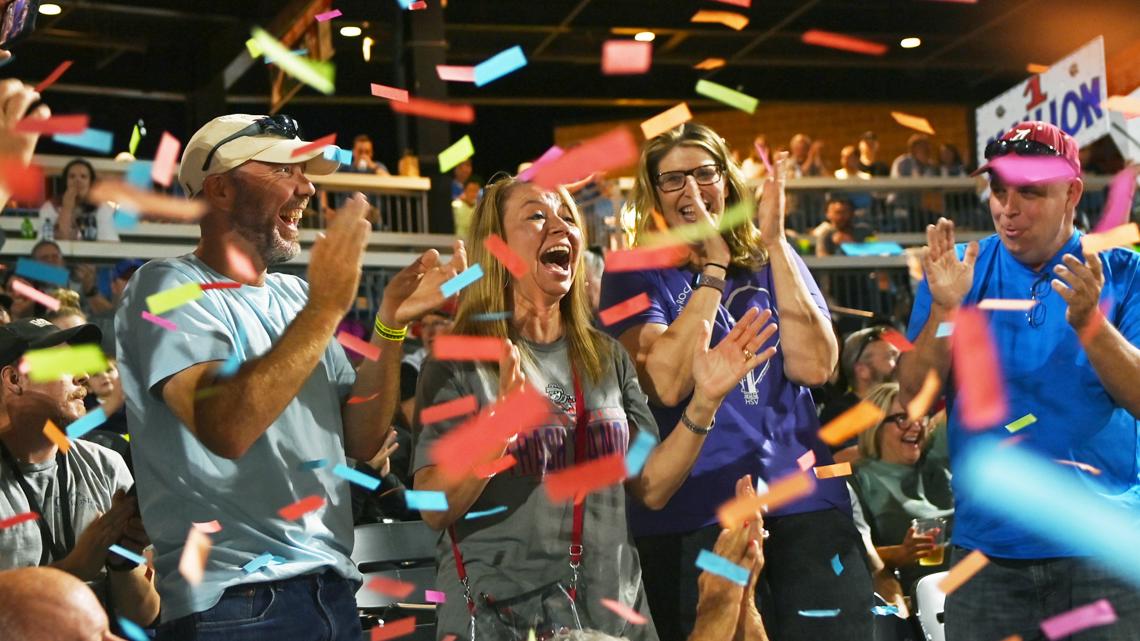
[114,114,467,640]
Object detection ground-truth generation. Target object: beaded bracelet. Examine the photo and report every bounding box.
[373,315,408,342]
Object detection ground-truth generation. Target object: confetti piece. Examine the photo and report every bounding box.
[420,395,479,424]
[0,512,38,529]
[952,307,1008,429]
[936,549,990,595]
[1055,459,1101,475]
[242,552,274,573]
[324,146,352,165]
[1026,63,1050,74]
[337,331,381,361]
[640,103,693,140]
[0,159,45,202]
[531,127,638,190]
[425,589,447,604]
[694,79,757,114]
[691,10,749,30]
[438,135,475,174]
[432,335,506,361]
[1082,223,1140,255]
[408,1,427,9]
[1102,95,1140,118]
[600,597,648,624]
[405,490,449,511]
[545,454,627,503]
[436,65,476,82]
[147,282,204,315]
[1041,600,1118,640]
[372,616,416,641]
[711,0,751,6]
[605,244,688,272]
[333,463,381,490]
[65,407,107,439]
[200,282,242,291]
[13,114,89,135]
[907,369,942,421]
[474,45,527,87]
[245,38,263,58]
[472,454,517,478]
[53,129,113,154]
[517,145,564,182]
[139,310,179,333]
[291,132,337,158]
[695,549,749,586]
[1005,413,1037,433]
[978,298,1036,311]
[113,208,139,230]
[117,617,148,641]
[34,60,74,93]
[192,520,222,533]
[89,181,207,221]
[465,505,509,520]
[871,605,900,616]
[300,459,328,470]
[251,27,335,95]
[601,40,652,75]
[16,257,69,286]
[831,554,844,575]
[796,450,816,471]
[813,462,852,479]
[717,471,816,528]
[371,83,410,103]
[179,527,212,586]
[484,233,530,278]
[369,576,416,598]
[599,293,651,326]
[125,161,153,190]
[988,155,1078,186]
[801,30,887,56]
[278,495,326,520]
[25,345,107,383]
[693,57,727,70]
[880,329,914,352]
[818,401,885,446]
[127,123,142,156]
[42,420,70,452]
[1092,168,1139,233]
[625,430,657,477]
[109,544,146,566]
[390,97,475,123]
[798,609,842,617]
[890,111,936,135]
[151,132,181,187]
[470,311,513,322]
[315,9,342,21]
[936,322,954,338]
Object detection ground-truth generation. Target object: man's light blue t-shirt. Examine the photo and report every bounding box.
[906,230,1140,559]
[115,254,359,622]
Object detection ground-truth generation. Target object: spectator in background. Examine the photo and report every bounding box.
[0,566,130,641]
[320,134,388,226]
[397,148,420,177]
[857,131,890,177]
[891,134,936,179]
[820,325,901,428]
[890,135,939,228]
[46,294,86,329]
[37,159,120,242]
[399,305,454,431]
[451,158,473,200]
[789,134,826,177]
[87,259,144,358]
[451,175,481,240]
[813,197,874,257]
[740,135,770,182]
[938,143,966,177]
[834,145,874,216]
[26,241,113,316]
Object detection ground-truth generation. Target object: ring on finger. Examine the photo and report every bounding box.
[742,349,754,360]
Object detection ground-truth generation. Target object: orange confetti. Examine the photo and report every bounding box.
[337,331,381,361]
[691,10,749,30]
[420,395,479,425]
[178,528,212,586]
[640,103,693,140]
[370,83,410,103]
[371,616,416,640]
[473,453,518,478]
[1026,63,1049,74]
[277,495,326,521]
[1055,459,1102,475]
[1082,223,1140,255]
[290,132,336,158]
[952,307,1008,430]
[348,392,381,404]
[0,159,45,203]
[717,471,816,528]
[599,597,648,624]
[881,329,914,352]
[890,111,936,135]
[693,58,727,70]
[368,576,416,599]
[544,454,627,503]
[483,233,529,278]
[599,293,651,327]
[907,369,942,421]
[390,97,475,123]
[605,244,688,272]
[796,449,816,471]
[432,335,506,361]
[802,30,887,56]
[531,127,638,190]
[429,385,550,483]
[817,401,885,446]
[42,420,71,454]
[813,462,852,479]
[34,61,73,93]
[938,550,989,595]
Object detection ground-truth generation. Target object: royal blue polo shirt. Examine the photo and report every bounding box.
[906,230,1140,559]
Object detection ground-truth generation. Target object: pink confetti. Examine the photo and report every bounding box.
[952,307,1008,430]
[151,132,181,187]
[225,245,260,283]
[712,0,750,5]
[337,331,381,361]
[988,155,1078,186]
[291,133,337,158]
[1092,167,1139,233]
[192,520,222,533]
[436,65,476,82]
[601,40,652,75]
[370,83,410,103]
[517,145,564,182]
[977,299,1036,311]
[531,128,638,190]
[315,9,342,21]
[755,141,773,177]
[1040,599,1117,639]
[141,310,178,331]
[408,1,427,8]
[424,589,447,603]
[796,449,816,471]
[600,597,648,624]
[12,280,60,312]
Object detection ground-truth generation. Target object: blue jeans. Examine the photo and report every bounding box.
[945,546,1140,641]
[156,571,362,641]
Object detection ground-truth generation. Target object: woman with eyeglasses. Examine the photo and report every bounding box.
[600,123,872,641]
[851,382,953,593]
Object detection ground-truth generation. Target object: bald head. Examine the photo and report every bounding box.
[0,567,123,641]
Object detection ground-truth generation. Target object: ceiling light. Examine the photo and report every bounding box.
[39,3,62,15]
[362,36,374,62]
[634,31,655,43]
[339,25,362,38]
[900,37,922,49]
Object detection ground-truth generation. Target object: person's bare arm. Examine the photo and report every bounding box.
[0,79,50,208]
[108,564,160,626]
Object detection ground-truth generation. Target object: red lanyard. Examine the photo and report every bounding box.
[449,370,589,614]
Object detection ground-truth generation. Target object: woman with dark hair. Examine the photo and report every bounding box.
[600,123,873,641]
[413,175,778,641]
[36,158,120,241]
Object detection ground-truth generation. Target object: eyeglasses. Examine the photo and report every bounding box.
[655,164,723,193]
[1027,273,1051,328]
[983,138,1060,161]
[200,114,302,172]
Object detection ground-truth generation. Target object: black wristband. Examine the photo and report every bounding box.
[703,262,729,273]
[680,411,714,435]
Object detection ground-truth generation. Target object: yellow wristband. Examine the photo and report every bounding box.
[374,315,408,342]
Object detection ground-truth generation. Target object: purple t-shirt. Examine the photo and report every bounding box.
[601,256,850,537]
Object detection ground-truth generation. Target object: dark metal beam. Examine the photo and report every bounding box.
[61,0,240,23]
[920,0,1043,65]
[719,0,824,68]
[531,0,595,57]
[28,28,147,52]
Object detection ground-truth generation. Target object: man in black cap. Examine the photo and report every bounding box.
[0,318,158,627]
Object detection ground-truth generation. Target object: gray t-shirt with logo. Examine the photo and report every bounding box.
[414,334,660,641]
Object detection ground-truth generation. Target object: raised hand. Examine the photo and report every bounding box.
[1052,249,1104,332]
[0,79,49,164]
[756,151,789,249]
[684,177,731,268]
[692,308,778,405]
[390,240,468,326]
[922,217,978,309]
[307,192,369,316]
[365,428,400,477]
[58,495,135,580]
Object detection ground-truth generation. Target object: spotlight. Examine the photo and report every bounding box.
[39,3,62,15]
[634,31,655,43]
[900,37,922,49]
[340,26,362,38]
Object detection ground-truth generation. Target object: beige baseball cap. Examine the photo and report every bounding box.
[178,114,340,197]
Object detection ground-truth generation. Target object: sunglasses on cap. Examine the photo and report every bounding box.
[200,114,303,172]
[851,326,889,365]
[983,138,1059,161]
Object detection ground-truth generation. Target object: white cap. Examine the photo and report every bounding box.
[178,114,340,197]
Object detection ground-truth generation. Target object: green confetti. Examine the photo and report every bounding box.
[1005,413,1037,433]
[24,344,108,383]
[438,135,475,174]
[695,79,758,114]
[716,200,753,232]
[146,282,204,315]
[245,38,264,59]
[128,125,142,157]
[250,27,334,95]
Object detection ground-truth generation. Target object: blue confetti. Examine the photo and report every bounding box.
[16,257,69,286]
[625,430,657,477]
[798,609,842,618]
[396,0,415,8]
[695,549,749,586]
[54,128,114,154]
[242,552,274,573]
[404,490,449,511]
[830,554,843,576]
[125,161,154,190]
[871,605,900,616]
[217,325,247,378]
[116,617,148,641]
[936,322,954,338]
[470,311,512,321]
[300,458,328,471]
[465,505,509,520]
[113,207,140,229]
[474,46,527,87]
[65,407,107,440]
[838,241,905,257]
[108,544,146,566]
[440,264,484,298]
[323,145,352,166]
[333,464,381,490]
